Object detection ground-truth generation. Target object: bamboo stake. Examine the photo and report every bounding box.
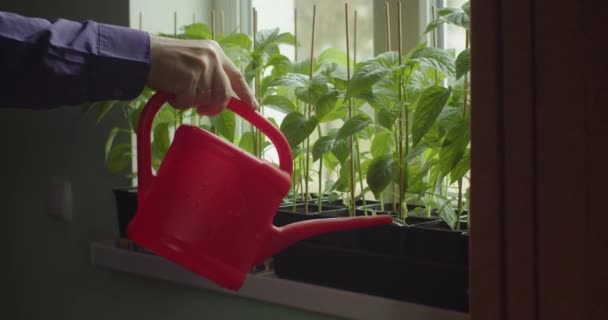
[354,10,357,65]
[456,30,470,231]
[221,11,225,35]
[173,12,182,127]
[304,4,317,214]
[386,1,398,213]
[211,9,216,40]
[174,12,177,36]
[139,12,143,30]
[345,2,355,216]
[397,1,408,219]
[293,7,302,211]
[385,1,391,51]
[353,9,367,213]
[294,8,298,61]
[253,8,261,158]
[192,12,200,127]
[431,4,439,84]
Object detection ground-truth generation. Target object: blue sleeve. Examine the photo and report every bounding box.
[0,11,151,109]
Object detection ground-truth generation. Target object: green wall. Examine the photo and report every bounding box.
[0,1,338,319]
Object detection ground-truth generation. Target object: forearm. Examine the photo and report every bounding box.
[0,11,151,109]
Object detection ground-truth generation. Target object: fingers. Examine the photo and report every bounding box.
[148,37,257,115]
[222,59,258,109]
[197,67,230,116]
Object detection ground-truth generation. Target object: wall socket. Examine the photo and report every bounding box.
[47,176,73,223]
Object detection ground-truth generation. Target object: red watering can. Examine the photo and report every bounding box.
[126,92,393,291]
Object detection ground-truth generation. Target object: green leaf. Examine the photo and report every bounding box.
[318,48,347,67]
[437,107,463,131]
[210,109,236,142]
[238,131,256,154]
[370,129,395,158]
[374,51,400,68]
[451,148,470,182]
[462,1,471,16]
[436,197,458,229]
[217,32,251,49]
[266,54,291,79]
[182,23,212,39]
[455,48,470,80]
[321,103,347,122]
[104,127,124,163]
[316,90,340,121]
[312,136,338,161]
[337,113,372,140]
[262,95,296,113]
[412,86,452,146]
[345,60,392,99]
[106,143,131,174]
[294,75,329,104]
[439,119,470,178]
[366,156,394,199]
[322,152,340,173]
[425,18,447,34]
[332,139,350,164]
[377,106,398,130]
[96,101,115,125]
[411,47,456,77]
[152,123,171,160]
[406,142,429,162]
[256,28,295,53]
[269,73,309,88]
[438,7,470,29]
[289,58,312,75]
[279,112,319,148]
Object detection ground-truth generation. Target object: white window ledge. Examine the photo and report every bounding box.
[90,241,469,320]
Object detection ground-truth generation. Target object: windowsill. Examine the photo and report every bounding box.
[90,240,469,320]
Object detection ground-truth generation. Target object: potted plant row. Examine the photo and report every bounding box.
[267,2,471,312]
[83,1,471,312]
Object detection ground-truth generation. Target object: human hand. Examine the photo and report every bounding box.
[145,35,258,116]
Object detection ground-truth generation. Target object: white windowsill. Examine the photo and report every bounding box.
[90,241,469,320]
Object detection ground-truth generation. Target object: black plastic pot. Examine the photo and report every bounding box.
[271,207,469,311]
[112,186,138,237]
[274,238,469,312]
[407,220,469,266]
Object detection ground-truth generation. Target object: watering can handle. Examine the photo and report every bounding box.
[137,92,293,195]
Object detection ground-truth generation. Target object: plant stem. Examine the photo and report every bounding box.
[317,126,324,212]
[355,136,366,212]
[456,179,463,230]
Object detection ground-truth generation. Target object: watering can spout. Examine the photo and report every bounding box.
[255,215,393,265]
